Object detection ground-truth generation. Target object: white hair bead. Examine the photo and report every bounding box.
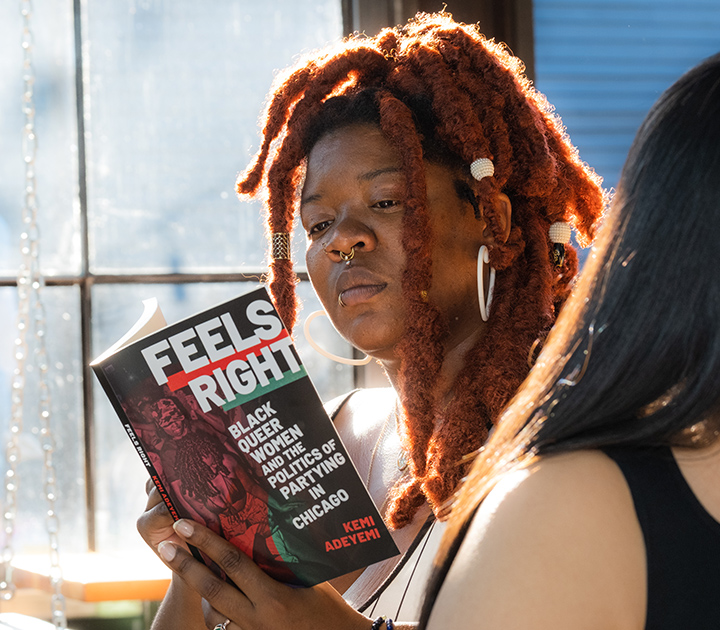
[549,221,572,244]
[470,158,494,181]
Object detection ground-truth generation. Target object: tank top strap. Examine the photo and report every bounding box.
[602,445,720,629]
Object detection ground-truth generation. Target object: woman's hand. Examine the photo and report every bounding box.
[138,479,206,630]
[156,518,372,630]
[137,478,186,552]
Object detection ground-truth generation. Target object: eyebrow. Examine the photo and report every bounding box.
[300,193,322,206]
[301,166,404,207]
[358,166,403,182]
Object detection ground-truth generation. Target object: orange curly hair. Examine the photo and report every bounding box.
[237,13,605,529]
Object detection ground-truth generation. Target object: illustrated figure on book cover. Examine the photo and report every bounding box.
[124,384,299,582]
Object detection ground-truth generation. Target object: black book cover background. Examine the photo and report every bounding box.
[93,289,399,586]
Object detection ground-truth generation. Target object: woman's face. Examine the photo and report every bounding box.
[151,398,188,438]
[300,123,492,362]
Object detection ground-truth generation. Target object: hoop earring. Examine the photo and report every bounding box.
[303,310,372,366]
[477,245,496,322]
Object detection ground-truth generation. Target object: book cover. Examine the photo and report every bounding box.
[91,287,399,587]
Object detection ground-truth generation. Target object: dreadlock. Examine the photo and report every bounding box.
[175,432,231,500]
[236,13,605,529]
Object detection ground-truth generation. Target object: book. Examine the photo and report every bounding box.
[91,287,399,587]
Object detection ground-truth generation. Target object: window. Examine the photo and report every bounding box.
[534,0,720,192]
[6,0,717,566]
[0,0,347,557]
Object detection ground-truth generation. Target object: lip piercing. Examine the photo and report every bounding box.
[339,247,355,262]
[338,293,347,308]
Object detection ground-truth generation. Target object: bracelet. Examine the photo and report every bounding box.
[371,617,394,630]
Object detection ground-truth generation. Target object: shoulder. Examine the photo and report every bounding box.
[458,450,641,573]
[327,387,396,436]
[487,449,634,519]
[325,387,396,457]
[428,450,647,630]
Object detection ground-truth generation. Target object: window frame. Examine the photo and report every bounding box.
[0,0,531,552]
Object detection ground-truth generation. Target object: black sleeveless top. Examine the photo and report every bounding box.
[420,446,720,629]
[603,446,720,629]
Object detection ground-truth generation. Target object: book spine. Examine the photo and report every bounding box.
[120,421,178,518]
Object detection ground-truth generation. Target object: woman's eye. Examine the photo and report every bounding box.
[308,220,332,236]
[373,199,399,210]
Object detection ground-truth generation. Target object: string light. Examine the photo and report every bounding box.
[2,2,68,626]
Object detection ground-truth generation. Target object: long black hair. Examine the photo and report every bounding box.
[420,50,720,626]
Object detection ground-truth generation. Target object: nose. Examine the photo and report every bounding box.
[322,215,377,263]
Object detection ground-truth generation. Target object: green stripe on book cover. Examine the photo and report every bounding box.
[221,367,309,411]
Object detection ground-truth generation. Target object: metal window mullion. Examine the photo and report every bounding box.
[79,278,96,551]
[72,0,96,552]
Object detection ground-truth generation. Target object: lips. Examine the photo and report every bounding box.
[336,269,388,307]
[339,283,387,307]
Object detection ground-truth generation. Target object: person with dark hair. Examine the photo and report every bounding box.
[414,52,720,629]
[137,12,604,630]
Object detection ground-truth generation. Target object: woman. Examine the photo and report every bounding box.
[419,52,720,629]
[138,13,604,629]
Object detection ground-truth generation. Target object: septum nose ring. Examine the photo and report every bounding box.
[338,247,355,263]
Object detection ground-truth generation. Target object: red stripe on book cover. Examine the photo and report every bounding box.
[166,330,291,391]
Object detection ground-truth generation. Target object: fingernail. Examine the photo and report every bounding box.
[174,519,194,538]
[157,541,176,562]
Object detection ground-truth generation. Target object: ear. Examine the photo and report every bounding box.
[485,192,512,244]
